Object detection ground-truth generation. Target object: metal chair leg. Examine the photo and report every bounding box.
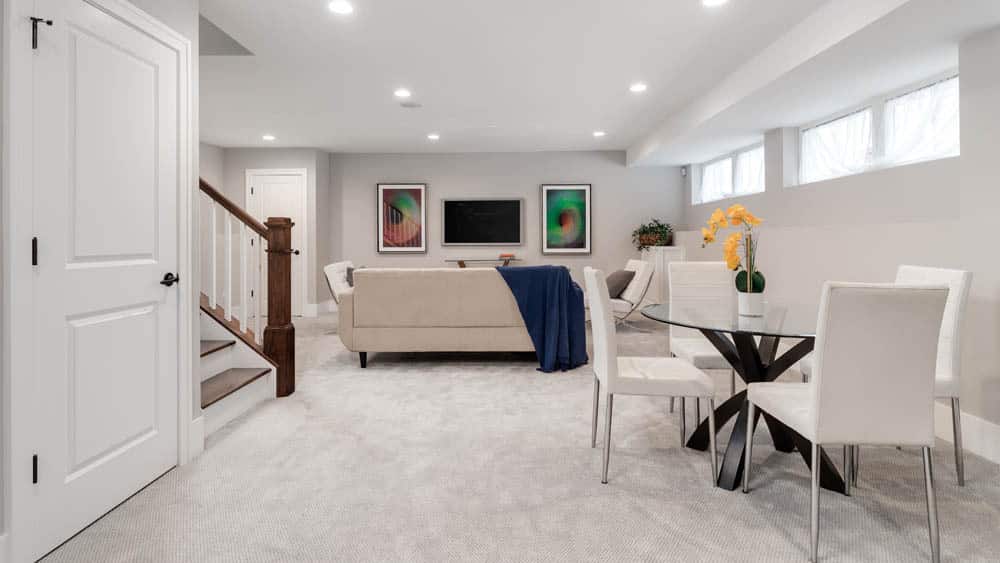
[601,394,614,484]
[743,402,755,493]
[811,443,821,563]
[952,397,965,486]
[695,398,701,427]
[679,397,687,446]
[591,377,600,448]
[843,445,853,497]
[923,447,941,563]
[730,369,736,396]
[707,398,718,485]
[852,445,860,486]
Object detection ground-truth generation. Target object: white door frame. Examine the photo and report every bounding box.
[245,168,309,317]
[0,1,194,560]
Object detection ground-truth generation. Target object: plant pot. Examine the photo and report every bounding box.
[738,292,765,317]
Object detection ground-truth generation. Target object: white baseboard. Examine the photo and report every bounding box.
[187,416,205,461]
[203,372,273,436]
[303,303,318,317]
[934,401,1000,464]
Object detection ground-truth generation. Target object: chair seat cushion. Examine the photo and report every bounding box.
[614,356,715,397]
[747,382,815,441]
[670,338,731,370]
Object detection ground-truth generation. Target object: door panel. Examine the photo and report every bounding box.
[247,171,306,316]
[30,0,181,558]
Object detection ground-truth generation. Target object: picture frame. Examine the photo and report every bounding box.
[541,184,591,254]
[377,183,427,253]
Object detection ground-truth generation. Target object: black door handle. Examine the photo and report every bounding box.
[160,272,180,287]
[293,249,300,255]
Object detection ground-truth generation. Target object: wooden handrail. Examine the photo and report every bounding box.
[199,178,268,236]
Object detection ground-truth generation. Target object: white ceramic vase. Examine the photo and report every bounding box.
[738,292,765,317]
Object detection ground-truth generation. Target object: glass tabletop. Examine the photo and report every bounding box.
[641,303,818,339]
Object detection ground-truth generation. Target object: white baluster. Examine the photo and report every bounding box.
[224,212,233,320]
[254,234,263,342]
[240,223,248,332]
[209,200,218,308]
[258,233,267,344]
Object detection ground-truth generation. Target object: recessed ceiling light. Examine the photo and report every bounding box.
[262,134,276,141]
[629,82,648,93]
[427,133,440,141]
[593,131,606,138]
[328,1,354,15]
[702,0,729,7]
[394,88,412,99]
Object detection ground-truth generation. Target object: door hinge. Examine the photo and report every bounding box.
[32,454,38,484]
[30,17,53,50]
[251,289,254,298]
[32,237,38,266]
[250,186,254,195]
[250,238,254,247]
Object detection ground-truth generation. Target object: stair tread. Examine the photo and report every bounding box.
[201,367,271,409]
[200,339,236,357]
[200,293,277,368]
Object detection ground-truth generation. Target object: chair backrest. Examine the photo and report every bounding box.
[584,267,619,387]
[619,259,654,305]
[323,261,354,304]
[667,262,734,340]
[895,265,971,384]
[810,282,948,446]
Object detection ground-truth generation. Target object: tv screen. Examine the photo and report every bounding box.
[443,199,522,245]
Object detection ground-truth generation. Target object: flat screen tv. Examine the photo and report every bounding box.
[442,198,523,245]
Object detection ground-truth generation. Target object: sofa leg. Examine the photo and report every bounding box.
[359,352,367,368]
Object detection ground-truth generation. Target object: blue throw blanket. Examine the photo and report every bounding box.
[496,265,588,373]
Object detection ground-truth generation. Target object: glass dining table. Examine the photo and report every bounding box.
[641,302,848,494]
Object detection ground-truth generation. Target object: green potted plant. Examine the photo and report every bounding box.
[631,219,674,251]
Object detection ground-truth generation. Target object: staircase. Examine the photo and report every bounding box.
[198,179,295,435]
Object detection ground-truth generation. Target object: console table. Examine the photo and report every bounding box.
[446,258,523,268]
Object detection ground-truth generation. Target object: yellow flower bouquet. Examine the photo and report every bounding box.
[702,204,765,307]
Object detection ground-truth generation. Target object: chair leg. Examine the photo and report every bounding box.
[852,445,860,486]
[679,397,687,446]
[811,443,821,563]
[695,398,701,427]
[923,447,941,563]
[707,398,718,486]
[591,376,600,448]
[743,402,755,493]
[843,445,853,497]
[951,397,965,486]
[730,369,736,396]
[601,394,614,484]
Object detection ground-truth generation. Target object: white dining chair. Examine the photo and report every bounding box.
[667,262,737,420]
[584,267,718,485]
[744,282,949,563]
[799,265,972,485]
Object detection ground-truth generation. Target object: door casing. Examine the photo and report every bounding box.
[0,1,195,561]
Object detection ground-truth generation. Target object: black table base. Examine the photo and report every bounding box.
[684,330,847,494]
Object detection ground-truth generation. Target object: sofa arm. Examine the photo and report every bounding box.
[338,288,356,351]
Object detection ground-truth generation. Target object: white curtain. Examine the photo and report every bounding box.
[884,77,960,166]
[699,157,733,203]
[734,146,765,195]
[800,109,873,184]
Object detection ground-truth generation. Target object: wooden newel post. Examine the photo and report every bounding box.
[264,217,295,397]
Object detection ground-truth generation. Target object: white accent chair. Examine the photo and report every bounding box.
[799,265,972,485]
[610,259,655,324]
[667,262,737,418]
[323,261,354,305]
[744,282,949,563]
[584,267,718,485]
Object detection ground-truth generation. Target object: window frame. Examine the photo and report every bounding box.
[797,70,959,186]
[694,142,765,205]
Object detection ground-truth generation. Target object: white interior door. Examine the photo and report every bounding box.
[28,0,182,557]
[246,170,307,317]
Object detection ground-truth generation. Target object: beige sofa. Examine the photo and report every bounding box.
[338,268,535,367]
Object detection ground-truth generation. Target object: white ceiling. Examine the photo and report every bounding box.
[199,0,825,153]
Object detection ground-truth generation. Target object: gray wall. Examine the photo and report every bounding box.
[328,151,684,292]
[675,26,1000,432]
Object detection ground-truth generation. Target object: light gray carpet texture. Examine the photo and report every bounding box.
[44,315,1000,562]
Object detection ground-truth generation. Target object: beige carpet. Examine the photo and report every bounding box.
[43,315,1000,562]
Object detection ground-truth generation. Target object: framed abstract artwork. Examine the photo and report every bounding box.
[541,184,591,254]
[377,183,427,253]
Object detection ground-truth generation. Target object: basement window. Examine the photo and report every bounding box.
[694,144,765,204]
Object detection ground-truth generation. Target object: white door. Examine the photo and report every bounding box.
[246,169,307,317]
[29,0,182,557]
